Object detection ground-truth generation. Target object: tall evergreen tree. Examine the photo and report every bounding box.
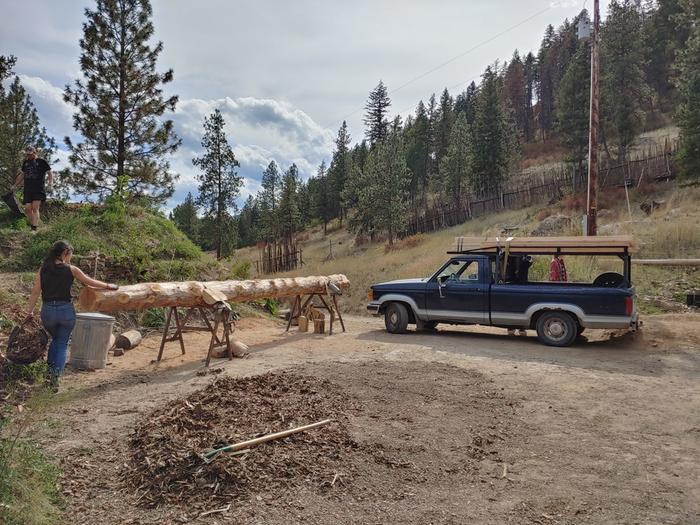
[257,160,281,240]
[237,195,259,247]
[405,100,431,204]
[170,192,199,243]
[63,0,180,204]
[469,66,517,198]
[504,50,528,138]
[537,24,557,141]
[523,52,537,142]
[314,161,332,234]
[327,120,351,222]
[439,113,472,206]
[601,0,650,162]
[277,164,302,240]
[192,109,242,259]
[363,80,391,146]
[643,0,688,109]
[435,88,454,170]
[348,132,411,244]
[555,46,591,174]
[675,0,700,181]
[0,76,56,191]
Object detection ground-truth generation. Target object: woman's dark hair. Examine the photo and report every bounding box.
[42,240,73,270]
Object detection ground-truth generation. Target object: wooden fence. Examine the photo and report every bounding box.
[255,239,303,275]
[406,142,677,236]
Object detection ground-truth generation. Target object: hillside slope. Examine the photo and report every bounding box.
[237,184,700,315]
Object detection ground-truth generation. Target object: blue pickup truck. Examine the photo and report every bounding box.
[367,240,640,347]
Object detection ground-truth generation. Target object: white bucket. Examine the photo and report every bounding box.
[69,312,115,370]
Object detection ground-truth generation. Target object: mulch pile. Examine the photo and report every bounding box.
[124,372,361,508]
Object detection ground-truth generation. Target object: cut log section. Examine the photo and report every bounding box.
[79,275,350,313]
[115,330,142,350]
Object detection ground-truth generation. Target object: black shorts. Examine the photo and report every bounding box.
[23,183,46,204]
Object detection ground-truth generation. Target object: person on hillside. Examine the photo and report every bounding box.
[25,240,119,391]
[13,146,53,233]
[549,253,568,282]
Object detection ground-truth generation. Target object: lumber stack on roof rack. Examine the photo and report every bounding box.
[450,235,636,255]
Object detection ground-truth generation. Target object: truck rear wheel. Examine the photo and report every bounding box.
[385,302,409,334]
[536,311,577,347]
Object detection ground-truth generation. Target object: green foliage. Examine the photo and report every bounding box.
[0,204,201,272]
[193,109,242,259]
[348,132,412,244]
[363,81,391,146]
[469,66,518,198]
[63,0,180,204]
[257,161,282,241]
[675,0,700,182]
[228,260,251,280]
[601,0,650,162]
[439,113,472,206]
[264,298,279,317]
[141,308,166,328]
[277,164,302,240]
[555,46,591,169]
[1,361,49,384]
[405,100,432,203]
[170,192,200,244]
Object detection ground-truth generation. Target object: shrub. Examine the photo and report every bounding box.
[141,308,166,328]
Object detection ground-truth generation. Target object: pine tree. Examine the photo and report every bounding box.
[675,0,700,181]
[349,132,411,244]
[314,161,332,234]
[237,195,259,247]
[523,52,537,142]
[363,80,391,146]
[469,66,517,198]
[504,51,528,139]
[63,0,180,204]
[537,24,557,141]
[555,46,591,174]
[192,109,242,259]
[454,81,478,125]
[643,0,688,109]
[435,88,454,174]
[405,100,431,204]
[277,164,302,241]
[601,0,649,162]
[439,113,471,207]
[342,141,369,211]
[170,192,199,243]
[327,121,351,222]
[257,160,281,240]
[0,76,56,191]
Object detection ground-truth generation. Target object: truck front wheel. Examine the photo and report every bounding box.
[535,311,577,347]
[385,302,409,334]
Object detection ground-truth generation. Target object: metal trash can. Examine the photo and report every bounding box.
[69,312,115,370]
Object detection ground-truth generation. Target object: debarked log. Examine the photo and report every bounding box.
[79,274,350,313]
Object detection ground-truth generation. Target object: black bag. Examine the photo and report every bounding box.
[2,191,23,218]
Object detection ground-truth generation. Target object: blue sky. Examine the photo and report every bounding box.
[0,0,607,211]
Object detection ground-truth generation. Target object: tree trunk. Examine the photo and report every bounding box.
[79,274,350,313]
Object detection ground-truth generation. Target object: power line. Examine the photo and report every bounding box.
[324,5,552,130]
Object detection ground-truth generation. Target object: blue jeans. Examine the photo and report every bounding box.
[41,301,76,376]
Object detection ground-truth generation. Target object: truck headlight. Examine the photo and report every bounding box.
[367,288,374,301]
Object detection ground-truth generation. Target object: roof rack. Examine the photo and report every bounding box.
[447,235,635,256]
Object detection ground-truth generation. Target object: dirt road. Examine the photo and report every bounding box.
[38,314,700,524]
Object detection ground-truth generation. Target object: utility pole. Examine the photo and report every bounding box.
[586,0,600,236]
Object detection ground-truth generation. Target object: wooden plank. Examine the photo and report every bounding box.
[633,259,700,266]
[451,235,636,253]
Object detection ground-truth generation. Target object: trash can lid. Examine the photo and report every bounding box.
[76,312,116,322]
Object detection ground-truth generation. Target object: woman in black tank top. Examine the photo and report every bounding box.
[25,240,119,390]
